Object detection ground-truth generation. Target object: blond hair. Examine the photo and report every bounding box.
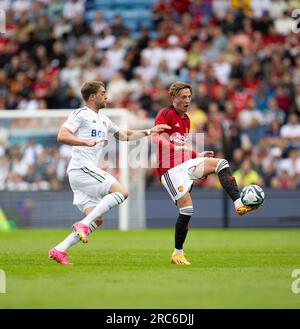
[168,82,192,98]
[81,80,105,101]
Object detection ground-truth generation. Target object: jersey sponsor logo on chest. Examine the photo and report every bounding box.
[90,120,108,138]
[91,129,106,138]
[170,132,188,145]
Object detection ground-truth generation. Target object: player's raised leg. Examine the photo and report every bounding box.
[72,181,128,243]
[189,157,256,216]
[170,192,193,265]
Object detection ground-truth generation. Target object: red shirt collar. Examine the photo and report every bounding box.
[171,105,188,119]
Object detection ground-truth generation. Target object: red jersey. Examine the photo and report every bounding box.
[154,105,197,176]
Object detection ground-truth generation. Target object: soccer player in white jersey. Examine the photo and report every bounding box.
[49,80,170,265]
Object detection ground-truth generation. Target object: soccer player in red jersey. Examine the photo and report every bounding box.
[154,82,258,265]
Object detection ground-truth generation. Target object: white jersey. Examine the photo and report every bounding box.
[62,106,119,172]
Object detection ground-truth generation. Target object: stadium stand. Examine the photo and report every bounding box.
[1,0,300,191]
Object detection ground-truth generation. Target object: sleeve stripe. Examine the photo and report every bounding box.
[73,108,87,117]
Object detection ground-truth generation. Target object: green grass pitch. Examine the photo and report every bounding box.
[0,228,300,308]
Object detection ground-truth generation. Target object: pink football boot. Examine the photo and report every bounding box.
[48,248,72,265]
[72,221,89,243]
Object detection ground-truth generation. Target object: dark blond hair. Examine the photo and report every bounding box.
[168,82,192,98]
[81,80,105,101]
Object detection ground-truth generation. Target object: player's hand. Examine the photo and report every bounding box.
[84,140,97,147]
[84,138,108,147]
[199,151,214,158]
[150,124,171,134]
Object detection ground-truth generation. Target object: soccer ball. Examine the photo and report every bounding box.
[240,184,265,208]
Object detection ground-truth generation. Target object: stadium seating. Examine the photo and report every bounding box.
[87,0,155,34]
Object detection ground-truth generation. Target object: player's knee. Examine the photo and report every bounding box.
[179,206,194,217]
[215,158,229,174]
[109,181,128,200]
[116,186,128,199]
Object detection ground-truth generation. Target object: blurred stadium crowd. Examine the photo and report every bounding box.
[1,0,300,191]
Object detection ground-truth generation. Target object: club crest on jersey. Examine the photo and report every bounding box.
[178,185,184,192]
[175,123,180,127]
[102,121,107,128]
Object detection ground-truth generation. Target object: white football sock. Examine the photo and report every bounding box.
[173,248,183,255]
[55,221,98,252]
[234,198,242,207]
[80,192,125,227]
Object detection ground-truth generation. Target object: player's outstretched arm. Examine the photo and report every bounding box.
[114,124,171,141]
[57,127,101,147]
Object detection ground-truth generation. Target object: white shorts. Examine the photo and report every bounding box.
[161,158,205,203]
[68,166,117,213]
